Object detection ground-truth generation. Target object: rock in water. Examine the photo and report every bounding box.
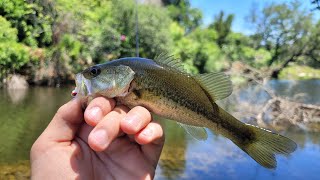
[6,74,28,90]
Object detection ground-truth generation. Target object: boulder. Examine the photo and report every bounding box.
[6,74,29,90]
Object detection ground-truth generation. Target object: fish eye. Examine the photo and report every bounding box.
[90,68,97,75]
[90,67,101,77]
[82,66,101,79]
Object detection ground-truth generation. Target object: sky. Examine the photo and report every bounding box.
[189,0,318,34]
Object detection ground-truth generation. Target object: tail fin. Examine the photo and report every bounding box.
[238,124,297,168]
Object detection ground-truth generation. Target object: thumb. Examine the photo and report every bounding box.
[40,99,84,143]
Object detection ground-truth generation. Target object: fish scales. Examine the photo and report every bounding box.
[112,58,246,140]
[113,59,219,126]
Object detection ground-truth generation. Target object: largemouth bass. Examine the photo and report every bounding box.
[73,56,296,168]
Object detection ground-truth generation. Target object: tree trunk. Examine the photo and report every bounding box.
[270,50,303,78]
[270,58,294,78]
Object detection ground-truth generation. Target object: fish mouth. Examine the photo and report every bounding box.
[74,73,93,97]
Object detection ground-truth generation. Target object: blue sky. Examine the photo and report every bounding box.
[189,0,318,34]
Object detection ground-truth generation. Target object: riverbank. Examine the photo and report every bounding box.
[279,65,320,80]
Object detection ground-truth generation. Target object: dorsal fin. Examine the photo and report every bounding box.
[154,53,186,72]
[194,72,232,101]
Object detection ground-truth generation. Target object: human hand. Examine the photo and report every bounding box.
[30,97,164,180]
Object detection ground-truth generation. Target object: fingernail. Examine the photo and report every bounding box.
[124,114,141,127]
[91,129,108,148]
[88,107,102,123]
[142,128,153,137]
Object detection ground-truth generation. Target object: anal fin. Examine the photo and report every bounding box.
[177,122,208,141]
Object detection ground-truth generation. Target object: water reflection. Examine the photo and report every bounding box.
[156,127,320,180]
[157,119,187,180]
[7,89,28,104]
[269,80,320,105]
[0,87,72,164]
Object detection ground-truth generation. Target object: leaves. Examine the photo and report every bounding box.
[0,16,30,78]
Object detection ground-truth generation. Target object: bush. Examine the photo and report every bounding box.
[0,16,30,79]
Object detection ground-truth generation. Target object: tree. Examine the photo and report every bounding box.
[0,0,57,84]
[222,32,271,68]
[248,0,320,78]
[170,22,227,74]
[33,0,173,85]
[111,0,172,59]
[209,11,234,48]
[0,0,55,47]
[163,0,202,33]
[0,16,30,79]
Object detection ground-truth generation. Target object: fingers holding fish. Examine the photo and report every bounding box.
[86,104,159,152]
[88,106,128,152]
[84,97,116,126]
[120,106,152,135]
[134,122,164,145]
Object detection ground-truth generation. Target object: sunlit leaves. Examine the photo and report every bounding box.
[0,17,29,78]
[0,0,54,47]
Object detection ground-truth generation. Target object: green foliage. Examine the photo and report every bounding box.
[0,0,54,47]
[244,0,320,78]
[171,24,226,74]
[248,0,319,75]
[111,0,172,59]
[0,16,29,78]
[222,32,271,68]
[164,0,202,33]
[57,0,114,61]
[46,0,115,76]
[209,11,234,48]
[0,16,17,42]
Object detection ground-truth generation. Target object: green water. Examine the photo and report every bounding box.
[0,80,319,179]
